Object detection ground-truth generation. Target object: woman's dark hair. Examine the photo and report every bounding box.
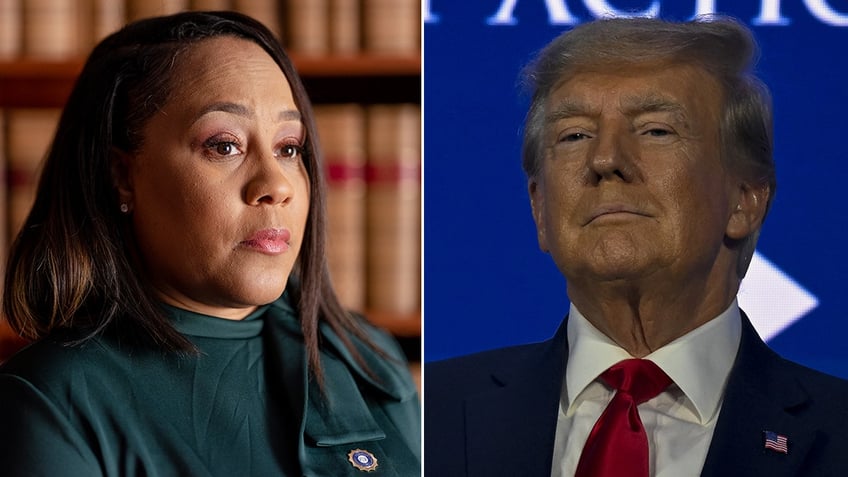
[3,11,373,382]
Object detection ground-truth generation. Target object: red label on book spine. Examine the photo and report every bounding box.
[365,162,420,183]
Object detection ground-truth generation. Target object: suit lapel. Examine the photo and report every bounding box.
[701,314,819,477]
[457,312,822,476]
[463,320,568,477]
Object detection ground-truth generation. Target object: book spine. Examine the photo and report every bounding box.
[330,0,360,54]
[6,108,62,240]
[231,0,281,40]
[189,0,231,10]
[363,0,419,55]
[285,0,328,55]
[365,104,420,315]
[91,0,126,45]
[315,104,367,311]
[22,0,80,59]
[0,0,22,59]
[126,0,188,22]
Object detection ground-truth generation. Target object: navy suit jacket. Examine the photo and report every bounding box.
[425,314,848,476]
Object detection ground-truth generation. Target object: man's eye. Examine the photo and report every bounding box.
[561,132,589,142]
[645,128,671,137]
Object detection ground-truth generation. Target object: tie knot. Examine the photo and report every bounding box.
[600,359,671,404]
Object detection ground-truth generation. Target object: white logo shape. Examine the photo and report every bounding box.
[738,251,819,342]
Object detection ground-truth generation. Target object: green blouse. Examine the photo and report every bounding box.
[0,296,421,476]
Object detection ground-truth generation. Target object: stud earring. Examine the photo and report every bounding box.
[120,203,129,213]
[735,204,742,211]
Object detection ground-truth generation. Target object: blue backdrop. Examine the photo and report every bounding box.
[423,0,848,379]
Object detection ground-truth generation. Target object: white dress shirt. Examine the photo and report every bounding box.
[551,300,742,477]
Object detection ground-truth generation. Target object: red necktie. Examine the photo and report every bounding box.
[574,359,672,477]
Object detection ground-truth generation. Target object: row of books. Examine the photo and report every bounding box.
[0,0,420,60]
[317,103,421,315]
[0,104,421,318]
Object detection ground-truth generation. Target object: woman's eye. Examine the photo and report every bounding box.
[202,138,241,158]
[278,144,304,160]
[215,142,237,155]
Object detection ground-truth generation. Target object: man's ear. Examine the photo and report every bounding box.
[727,181,770,241]
[110,148,134,211]
[528,177,549,253]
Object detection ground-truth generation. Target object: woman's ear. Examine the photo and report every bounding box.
[110,148,134,212]
[726,181,770,241]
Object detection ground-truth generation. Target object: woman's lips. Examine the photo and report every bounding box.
[240,228,291,254]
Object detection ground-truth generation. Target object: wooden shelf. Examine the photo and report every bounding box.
[290,54,420,76]
[0,54,421,108]
[0,60,83,108]
[364,310,420,338]
[0,325,28,364]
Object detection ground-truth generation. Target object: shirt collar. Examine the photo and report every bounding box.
[565,299,742,424]
[164,302,269,339]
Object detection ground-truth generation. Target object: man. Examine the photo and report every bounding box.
[425,17,848,477]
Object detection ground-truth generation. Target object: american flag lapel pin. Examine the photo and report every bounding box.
[763,430,789,454]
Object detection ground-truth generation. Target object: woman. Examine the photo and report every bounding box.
[0,11,420,476]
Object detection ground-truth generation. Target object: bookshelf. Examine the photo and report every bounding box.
[0,55,421,107]
[0,52,421,360]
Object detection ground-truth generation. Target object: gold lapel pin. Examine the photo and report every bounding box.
[348,449,379,472]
